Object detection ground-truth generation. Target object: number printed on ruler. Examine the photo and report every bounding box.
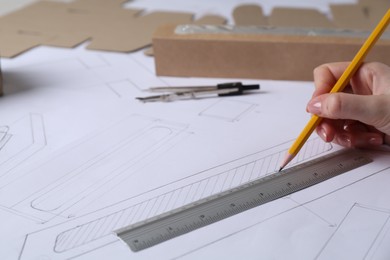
[115,149,372,252]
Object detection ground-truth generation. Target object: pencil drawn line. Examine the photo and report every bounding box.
[18,138,331,256]
[171,167,390,260]
[315,203,390,260]
[288,197,335,227]
[0,114,46,182]
[199,100,258,122]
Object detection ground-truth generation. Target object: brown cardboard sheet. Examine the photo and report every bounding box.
[331,0,390,30]
[87,11,193,52]
[233,5,267,26]
[0,29,52,58]
[269,8,334,28]
[68,0,128,10]
[0,0,200,58]
[330,5,372,30]
[0,2,91,49]
[357,0,390,29]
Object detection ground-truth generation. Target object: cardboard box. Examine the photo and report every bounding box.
[153,1,390,81]
[153,24,390,81]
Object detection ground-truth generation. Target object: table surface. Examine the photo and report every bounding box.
[2,1,390,260]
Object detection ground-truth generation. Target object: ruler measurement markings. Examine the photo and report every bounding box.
[116,149,372,251]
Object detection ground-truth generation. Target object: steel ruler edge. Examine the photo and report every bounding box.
[115,148,372,252]
[174,24,390,40]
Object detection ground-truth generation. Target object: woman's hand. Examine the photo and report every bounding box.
[306,62,390,148]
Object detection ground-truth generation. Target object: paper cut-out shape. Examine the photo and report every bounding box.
[269,8,334,28]
[0,0,195,58]
[233,5,267,26]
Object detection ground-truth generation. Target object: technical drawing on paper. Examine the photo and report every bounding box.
[199,99,258,122]
[0,126,11,150]
[106,79,142,99]
[19,137,333,259]
[0,114,189,223]
[78,55,110,69]
[0,114,46,184]
[316,203,390,260]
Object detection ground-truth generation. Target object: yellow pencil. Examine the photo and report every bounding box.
[279,8,390,172]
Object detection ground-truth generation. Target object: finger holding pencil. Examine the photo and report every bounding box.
[279,8,390,172]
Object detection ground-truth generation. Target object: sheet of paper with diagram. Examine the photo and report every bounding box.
[1,0,390,260]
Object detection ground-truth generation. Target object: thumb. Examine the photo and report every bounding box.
[307,93,390,128]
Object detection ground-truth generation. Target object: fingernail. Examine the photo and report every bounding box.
[369,136,383,146]
[336,134,351,147]
[307,100,322,115]
[318,127,328,142]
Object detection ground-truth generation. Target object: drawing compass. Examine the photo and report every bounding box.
[136,82,260,102]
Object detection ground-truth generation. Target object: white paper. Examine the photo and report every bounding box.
[3,0,390,260]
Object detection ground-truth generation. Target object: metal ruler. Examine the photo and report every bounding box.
[174,24,390,40]
[115,149,372,252]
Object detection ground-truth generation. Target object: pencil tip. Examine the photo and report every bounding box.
[279,152,294,173]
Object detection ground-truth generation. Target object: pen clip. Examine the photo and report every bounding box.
[217,82,260,96]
